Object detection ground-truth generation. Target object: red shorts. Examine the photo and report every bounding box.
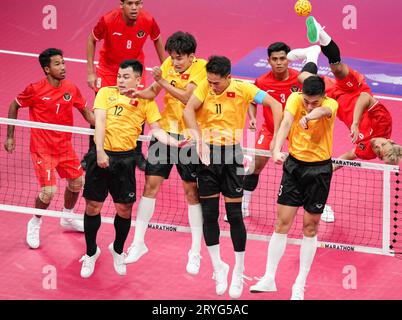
[31,149,83,187]
[354,102,392,160]
[255,125,274,151]
[95,68,146,92]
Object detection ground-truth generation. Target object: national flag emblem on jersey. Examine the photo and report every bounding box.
[227,92,235,98]
[181,74,189,80]
[137,30,145,38]
[291,85,300,92]
[130,99,139,107]
[63,93,72,102]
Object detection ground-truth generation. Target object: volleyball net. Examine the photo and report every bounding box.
[0,118,400,256]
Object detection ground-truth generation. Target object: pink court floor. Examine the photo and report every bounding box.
[0,0,402,300]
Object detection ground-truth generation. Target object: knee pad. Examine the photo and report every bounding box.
[243,174,260,192]
[225,202,243,225]
[200,197,220,224]
[39,186,57,204]
[67,176,84,193]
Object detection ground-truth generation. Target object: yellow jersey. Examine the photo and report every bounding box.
[94,86,161,152]
[286,92,338,162]
[158,56,207,135]
[193,79,260,146]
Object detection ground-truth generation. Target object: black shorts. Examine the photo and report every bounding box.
[145,133,197,182]
[196,144,245,198]
[83,150,136,204]
[277,154,333,214]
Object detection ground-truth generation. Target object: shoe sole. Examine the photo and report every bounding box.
[306,16,318,43]
[124,247,149,264]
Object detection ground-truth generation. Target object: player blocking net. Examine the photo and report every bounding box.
[0,118,399,256]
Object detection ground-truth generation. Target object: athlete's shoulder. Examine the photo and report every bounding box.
[137,9,157,23]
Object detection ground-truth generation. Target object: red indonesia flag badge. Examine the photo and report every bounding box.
[130,99,139,107]
[227,91,235,98]
[181,74,189,80]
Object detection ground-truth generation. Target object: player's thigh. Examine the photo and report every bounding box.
[277,157,303,207]
[56,149,84,181]
[108,153,137,204]
[146,138,174,179]
[83,151,109,203]
[301,162,333,214]
[31,152,57,186]
[196,164,222,197]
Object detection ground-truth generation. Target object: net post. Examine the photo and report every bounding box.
[382,168,392,255]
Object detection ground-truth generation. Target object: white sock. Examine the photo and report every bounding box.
[242,191,252,211]
[133,196,156,245]
[234,251,245,274]
[319,29,332,47]
[264,232,287,278]
[32,215,42,223]
[188,203,203,254]
[306,47,320,65]
[207,244,223,270]
[294,235,318,287]
[63,207,73,214]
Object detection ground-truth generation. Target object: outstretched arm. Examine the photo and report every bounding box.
[350,92,376,143]
[332,149,357,171]
[149,122,181,148]
[183,94,210,165]
[272,111,294,165]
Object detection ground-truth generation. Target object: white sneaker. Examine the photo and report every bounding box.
[229,270,250,299]
[79,247,101,278]
[249,276,277,293]
[291,284,305,300]
[321,205,335,223]
[212,262,229,296]
[26,217,42,249]
[124,242,149,264]
[306,16,323,44]
[287,45,321,62]
[60,216,84,232]
[108,243,127,276]
[186,250,201,275]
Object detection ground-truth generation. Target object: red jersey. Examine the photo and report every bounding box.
[93,8,160,76]
[255,68,301,133]
[16,78,87,155]
[325,68,391,160]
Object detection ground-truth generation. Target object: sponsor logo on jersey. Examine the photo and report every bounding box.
[137,30,145,38]
[42,97,51,101]
[112,32,122,36]
[63,93,72,102]
[358,143,366,150]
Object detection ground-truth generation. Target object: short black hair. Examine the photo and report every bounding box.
[39,48,63,69]
[119,59,143,76]
[267,42,291,57]
[165,31,197,55]
[302,76,326,96]
[206,56,231,77]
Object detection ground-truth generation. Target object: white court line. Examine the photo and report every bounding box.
[1,48,402,102]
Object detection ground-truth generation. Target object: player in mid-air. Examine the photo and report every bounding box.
[183,55,282,299]
[123,31,207,276]
[4,48,94,249]
[240,42,302,219]
[287,16,401,222]
[79,59,184,278]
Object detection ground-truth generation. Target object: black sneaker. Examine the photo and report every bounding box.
[134,152,147,172]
